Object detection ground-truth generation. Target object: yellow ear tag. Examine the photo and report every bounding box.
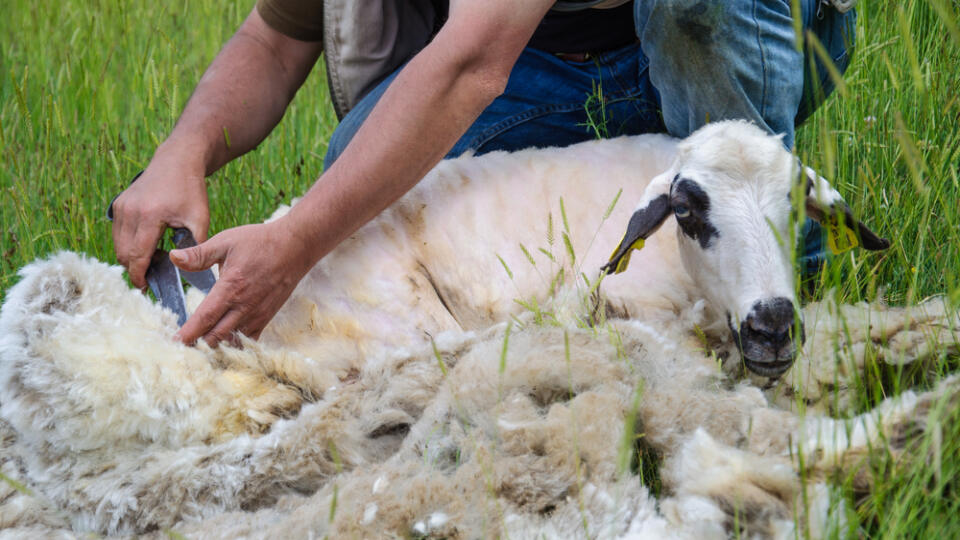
[608,238,645,274]
[825,215,859,255]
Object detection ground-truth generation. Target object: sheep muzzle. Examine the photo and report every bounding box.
[729,297,805,377]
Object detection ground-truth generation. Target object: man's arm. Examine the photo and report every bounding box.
[172,0,556,346]
[111,8,322,290]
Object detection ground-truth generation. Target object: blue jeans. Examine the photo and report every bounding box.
[324,0,855,166]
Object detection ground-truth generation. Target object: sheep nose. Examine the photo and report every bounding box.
[745,297,796,347]
[734,297,805,377]
[745,297,793,344]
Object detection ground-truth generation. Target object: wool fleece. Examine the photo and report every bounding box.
[0,252,957,538]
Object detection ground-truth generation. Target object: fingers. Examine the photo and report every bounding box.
[185,218,210,244]
[113,209,166,291]
[174,282,265,348]
[125,253,152,291]
[175,280,233,345]
[201,309,248,348]
[171,231,241,347]
[170,237,226,272]
[170,220,311,349]
[109,161,210,290]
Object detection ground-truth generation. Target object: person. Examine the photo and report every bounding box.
[110,0,856,347]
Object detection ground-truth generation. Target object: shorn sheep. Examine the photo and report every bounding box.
[0,121,957,538]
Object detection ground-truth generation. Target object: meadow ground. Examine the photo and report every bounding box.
[1,1,959,537]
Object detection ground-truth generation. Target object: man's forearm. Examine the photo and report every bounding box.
[159,9,322,176]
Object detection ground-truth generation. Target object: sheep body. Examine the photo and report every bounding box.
[260,131,688,361]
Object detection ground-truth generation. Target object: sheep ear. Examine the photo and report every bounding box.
[802,168,890,253]
[602,174,673,275]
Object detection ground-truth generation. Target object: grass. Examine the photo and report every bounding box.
[1,1,337,294]
[1,1,959,537]
[789,5,960,535]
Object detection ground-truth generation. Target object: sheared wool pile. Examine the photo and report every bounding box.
[0,252,957,539]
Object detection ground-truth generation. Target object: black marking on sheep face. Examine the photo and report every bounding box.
[602,193,672,275]
[629,194,672,240]
[670,178,720,249]
[728,298,805,377]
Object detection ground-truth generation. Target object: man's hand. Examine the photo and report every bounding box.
[170,216,313,347]
[111,149,209,290]
[112,7,321,291]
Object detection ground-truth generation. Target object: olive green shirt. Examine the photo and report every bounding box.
[256,0,324,42]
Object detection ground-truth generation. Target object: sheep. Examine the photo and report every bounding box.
[259,119,886,377]
[0,121,955,538]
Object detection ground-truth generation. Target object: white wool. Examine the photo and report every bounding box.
[427,512,448,528]
[0,122,957,537]
[362,503,377,524]
[2,259,955,539]
[776,293,960,413]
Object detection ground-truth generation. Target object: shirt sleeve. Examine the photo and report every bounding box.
[256,0,324,42]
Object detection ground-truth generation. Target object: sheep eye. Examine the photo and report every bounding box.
[673,204,691,218]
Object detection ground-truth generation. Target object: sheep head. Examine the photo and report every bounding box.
[604,121,889,377]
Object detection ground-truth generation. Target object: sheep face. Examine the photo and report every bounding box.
[605,121,889,377]
[670,126,800,376]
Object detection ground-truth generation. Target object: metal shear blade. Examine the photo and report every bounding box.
[144,229,216,327]
[146,250,189,327]
[144,229,217,327]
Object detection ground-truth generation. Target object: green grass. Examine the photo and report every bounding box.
[1,1,337,293]
[1,1,959,538]
[790,5,960,534]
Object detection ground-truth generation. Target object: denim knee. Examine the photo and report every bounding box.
[636,0,804,147]
[637,0,729,53]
